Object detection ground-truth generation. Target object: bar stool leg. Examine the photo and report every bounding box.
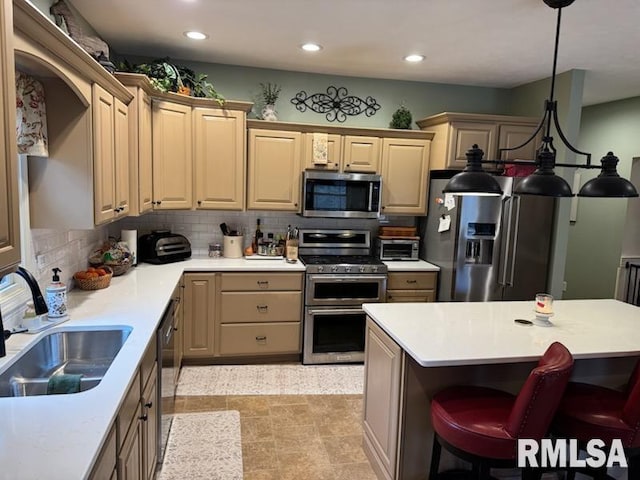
[429,434,441,480]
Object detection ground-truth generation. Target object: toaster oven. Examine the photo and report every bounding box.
[377,238,419,261]
[138,230,192,264]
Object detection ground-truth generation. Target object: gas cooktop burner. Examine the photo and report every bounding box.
[299,255,387,274]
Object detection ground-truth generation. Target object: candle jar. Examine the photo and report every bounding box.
[209,243,223,258]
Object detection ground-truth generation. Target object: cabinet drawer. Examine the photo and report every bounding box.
[220,291,301,323]
[139,340,156,391]
[220,273,302,291]
[387,272,437,290]
[219,322,301,356]
[117,371,141,447]
[387,289,435,303]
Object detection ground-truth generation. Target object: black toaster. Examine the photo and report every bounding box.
[138,230,192,264]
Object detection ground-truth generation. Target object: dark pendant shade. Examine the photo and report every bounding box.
[513,170,574,197]
[577,152,639,198]
[442,144,503,196]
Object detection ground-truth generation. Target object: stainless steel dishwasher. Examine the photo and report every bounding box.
[157,298,177,465]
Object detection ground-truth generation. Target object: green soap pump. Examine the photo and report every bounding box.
[45,267,67,318]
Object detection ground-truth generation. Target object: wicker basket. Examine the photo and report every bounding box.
[89,259,131,277]
[74,266,113,290]
[379,226,417,237]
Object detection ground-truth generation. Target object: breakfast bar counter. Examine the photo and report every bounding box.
[361,299,640,480]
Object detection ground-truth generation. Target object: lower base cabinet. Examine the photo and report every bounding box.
[88,425,117,480]
[386,271,437,303]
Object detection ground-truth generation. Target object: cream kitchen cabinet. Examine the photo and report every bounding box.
[386,272,437,303]
[380,138,431,215]
[302,133,342,171]
[182,273,216,359]
[342,135,380,173]
[115,73,154,216]
[216,272,303,357]
[247,129,302,211]
[152,100,193,209]
[416,112,541,171]
[363,318,403,480]
[93,83,130,224]
[0,0,20,272]
[194,108,246,210]
[88,425,117,480]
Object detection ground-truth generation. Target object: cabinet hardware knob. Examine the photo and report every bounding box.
[406,279,417,284]
[294,203,298,207]
[157,201,162,205]
[139,414,148,421]
[197,200,202,205]
[346,164,350,167]
[381,206,385,210]
[255,335,267,342]
[145,401,153,408]
[256,305,268,312]
[173,326,179,331]
[257,280,269,288]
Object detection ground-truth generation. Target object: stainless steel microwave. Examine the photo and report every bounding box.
[377,238,420,261]
[302,171,382,219]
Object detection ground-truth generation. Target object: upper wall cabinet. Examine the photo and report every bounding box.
[194,108,246,211]
[301,133,380,173]
[416,112,541,171]
[0,0,20,272]
[13,0,133,229]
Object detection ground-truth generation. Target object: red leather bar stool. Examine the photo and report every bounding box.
[429,342,574,480]
[553,360,640,480]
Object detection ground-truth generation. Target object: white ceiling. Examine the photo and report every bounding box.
[66,0,640,106]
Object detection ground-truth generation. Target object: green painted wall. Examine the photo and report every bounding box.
[122,55,513,128]
[564,96,640,299]
[507,70,586,299]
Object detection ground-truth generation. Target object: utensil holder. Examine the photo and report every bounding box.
[223,235,243,258]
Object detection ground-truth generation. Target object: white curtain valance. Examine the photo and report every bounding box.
[15,70,49,157]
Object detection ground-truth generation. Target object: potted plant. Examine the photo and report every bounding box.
[390,104,413,129]
[260,82,281,121]
[118,58,224,105]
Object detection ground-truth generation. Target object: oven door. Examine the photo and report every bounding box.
[305,274,387,306]
[303,306,367,364]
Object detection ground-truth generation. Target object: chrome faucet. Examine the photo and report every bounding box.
[0,266,48,357]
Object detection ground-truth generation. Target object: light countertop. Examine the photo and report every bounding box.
[0,257,304,480]
[383,259,440,272]
[363,299,640,367]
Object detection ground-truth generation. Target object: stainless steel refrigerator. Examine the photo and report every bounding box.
[421,171,555,302]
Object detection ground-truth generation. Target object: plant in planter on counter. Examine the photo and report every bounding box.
[118,58,225,105]
[390,104,413,129]
[260,82,282,121]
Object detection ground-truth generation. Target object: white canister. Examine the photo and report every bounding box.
[223,235,244,258]
[121,229,138,265]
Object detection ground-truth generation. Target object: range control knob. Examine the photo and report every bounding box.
[371,266,378,273]
[331,266,339,273]
[359,266,366,273]
[345,266,351,273]
[317,266,324,273]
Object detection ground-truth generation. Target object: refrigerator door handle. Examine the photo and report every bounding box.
[500,197,514,286]
[507,196,522,287]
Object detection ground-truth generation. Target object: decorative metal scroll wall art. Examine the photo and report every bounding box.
[291,86,381,122]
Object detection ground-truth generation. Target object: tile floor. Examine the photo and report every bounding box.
[174,394,378,480]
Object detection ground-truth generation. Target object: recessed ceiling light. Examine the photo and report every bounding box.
[184,31,208,40]
[404,54,425,63]
[301,43,322,52]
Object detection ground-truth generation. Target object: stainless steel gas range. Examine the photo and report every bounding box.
[298,229,387,364]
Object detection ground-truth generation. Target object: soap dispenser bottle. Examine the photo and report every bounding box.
[46,268,67,318]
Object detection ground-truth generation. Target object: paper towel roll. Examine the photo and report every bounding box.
[121,229,138,265]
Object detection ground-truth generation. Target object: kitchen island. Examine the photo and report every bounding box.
[361,299,640,480]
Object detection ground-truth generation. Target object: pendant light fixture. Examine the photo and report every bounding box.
[443,0,638,198]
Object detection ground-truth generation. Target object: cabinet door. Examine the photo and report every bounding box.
[137,92,153,214]
[93,84,116,225]
[363,318,402,480]
[381,138,430,215]
[88,425,116,480]
[183,273,216,358]
[343,136,380,173]
[0,0,20,271]
[194,108,245,210]
[302,133,342,171]
[449,122,497,169]
[114,97,130,217]
[152,100,192,209]
[118,407,143,480]
[498,123,541,162]
[247,129,301,211]
[173,282,183,385]
[141,368,158,480]
[386,290,435,303]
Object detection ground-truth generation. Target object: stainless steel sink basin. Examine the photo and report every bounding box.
[0,327,132,397]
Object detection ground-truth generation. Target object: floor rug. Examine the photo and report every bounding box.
[158,411,243,480]
[176,364,364,395]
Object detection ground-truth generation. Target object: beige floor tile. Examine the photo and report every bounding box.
[322,434,368,464]
[176,395,227,412]
[278,461,336,480]
[242,469,282,480]
[264,394,309,406]
[269,403,315,427]
[242,441,278,472]
[227,395,271,417]
[314,411,363,437]
[333,462,378,480]
[241,416,274,443]
[277,450,333,472]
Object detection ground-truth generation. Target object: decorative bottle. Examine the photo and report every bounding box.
[46,267,67,318]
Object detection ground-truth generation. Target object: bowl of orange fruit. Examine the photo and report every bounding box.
[74,266,113,290]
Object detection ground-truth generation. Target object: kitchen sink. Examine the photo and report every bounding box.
[0,327,132,397]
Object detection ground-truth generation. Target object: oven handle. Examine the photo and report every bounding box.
[307,274,387,282]
[307,308,364,315]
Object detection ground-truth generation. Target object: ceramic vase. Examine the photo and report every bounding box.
[261,104,278,121]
